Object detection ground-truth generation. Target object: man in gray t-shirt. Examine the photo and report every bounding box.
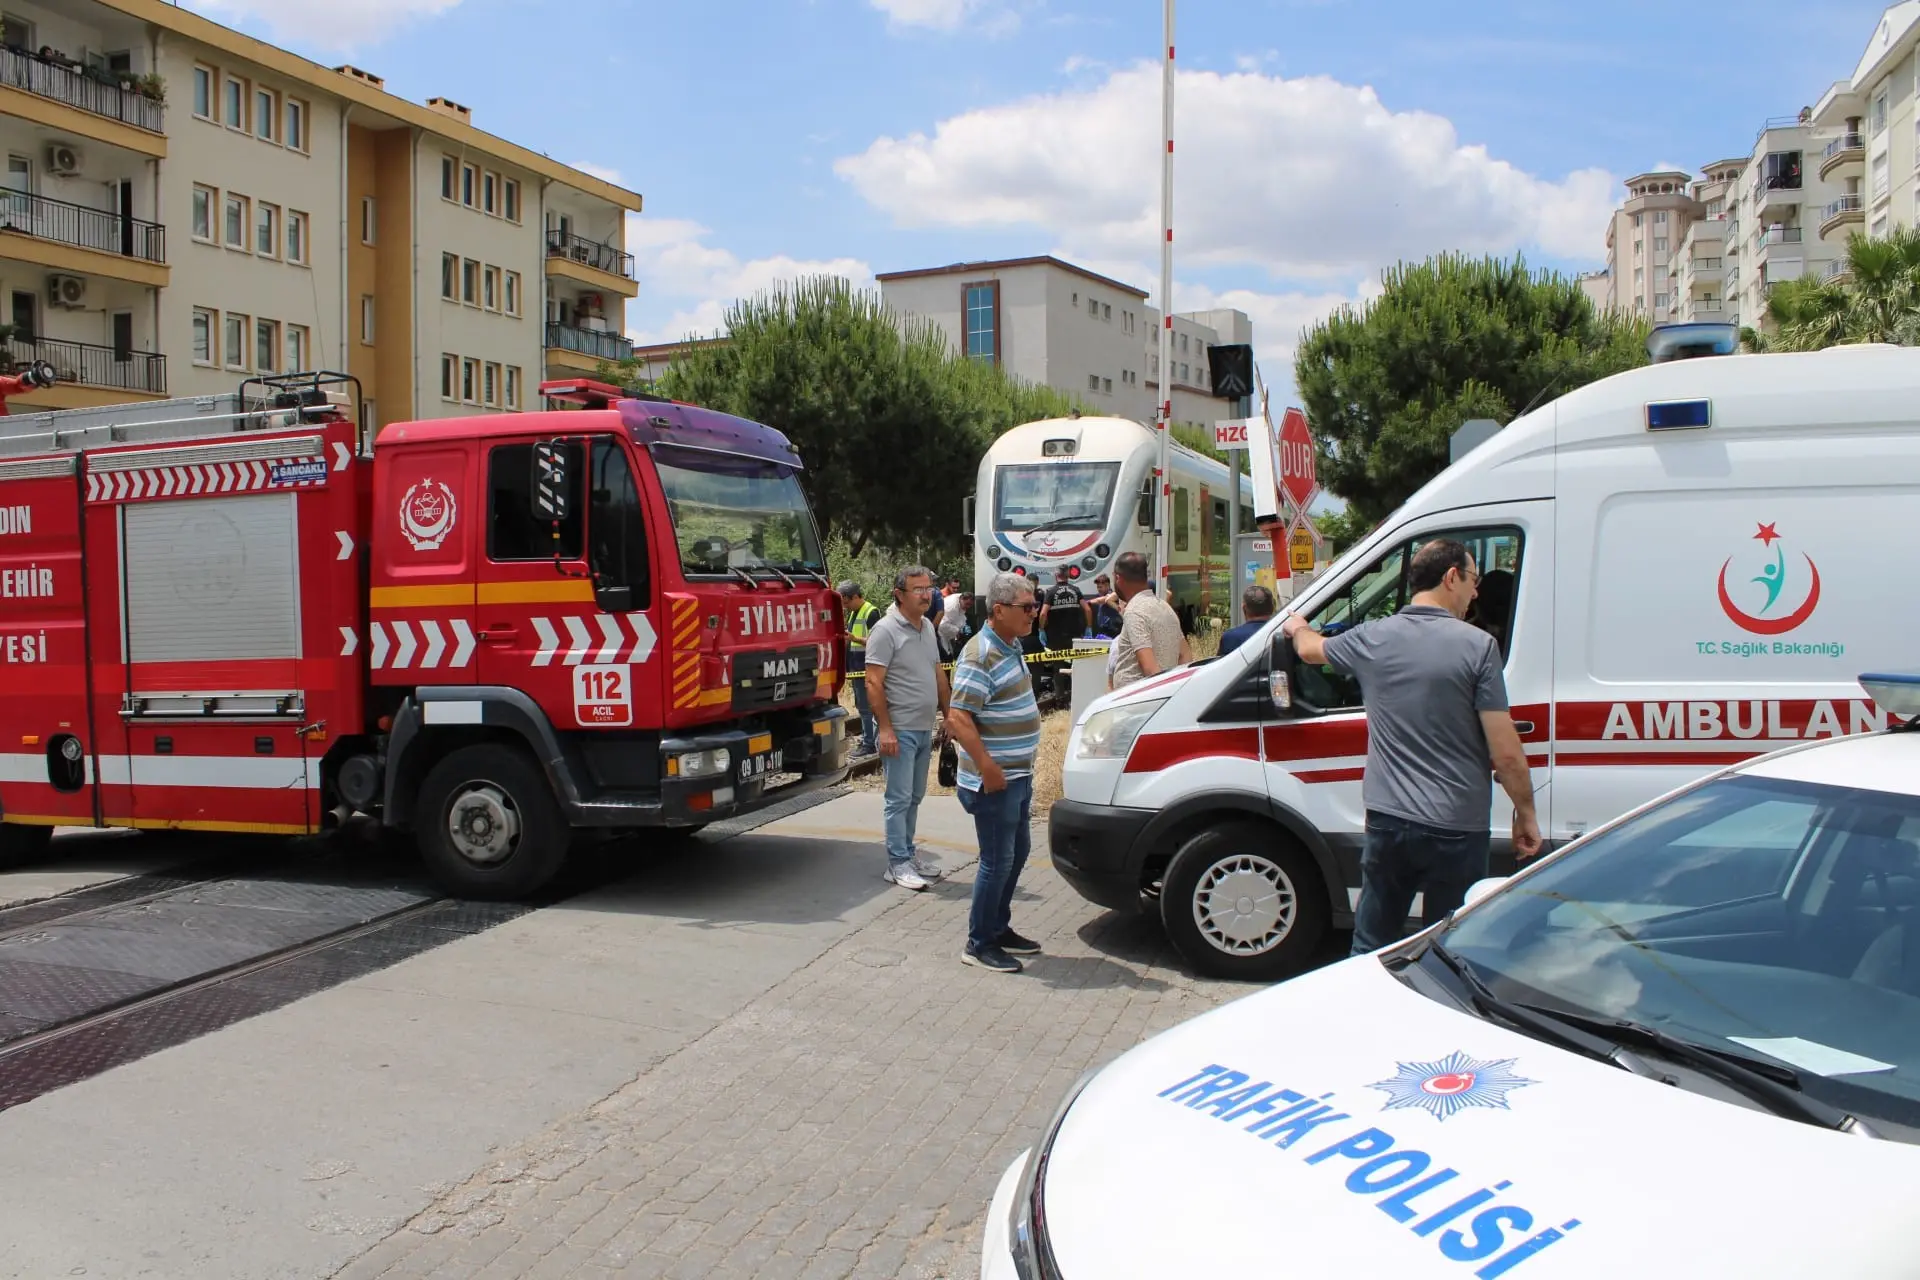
[865,566,952,892]
[1282,538,1542,955]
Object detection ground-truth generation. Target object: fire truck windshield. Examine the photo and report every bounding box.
[653,443,826,579]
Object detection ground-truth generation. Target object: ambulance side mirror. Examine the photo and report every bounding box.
[1270,634,1326,718]
[532,441,571,521]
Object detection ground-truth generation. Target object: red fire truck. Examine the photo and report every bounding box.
[0,372,850,898]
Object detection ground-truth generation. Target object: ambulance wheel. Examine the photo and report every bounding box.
[1160,822,1328,982]
[0,822,53,869]
[415,744,571,900]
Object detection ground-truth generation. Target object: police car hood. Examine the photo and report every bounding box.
[1037,954,1920,1279]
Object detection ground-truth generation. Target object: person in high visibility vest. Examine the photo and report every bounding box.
[839,581,881,757]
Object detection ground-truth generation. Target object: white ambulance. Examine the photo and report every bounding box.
[1051,333,1915,980]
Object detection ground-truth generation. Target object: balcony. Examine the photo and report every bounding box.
[1820,194,1866,241]
[0,190,166,285]
[545,322,634,374]
[545,229,639,298]
[1757,181,1804,218]
[1823,259,1853,283]
[0,47,166,155]
[6,335,165,397]
[1820,133,1865,180]
[1756,227,1803,247]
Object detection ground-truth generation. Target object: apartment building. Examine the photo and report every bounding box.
[1812,3,1920,269]
[0,0,639,422]
[1664,159,1743,324]
[874,255,1253,433]
[1724,111,1846,326]
[1599,171,1698,322]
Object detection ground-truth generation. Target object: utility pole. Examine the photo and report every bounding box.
[1154,0,1175,595]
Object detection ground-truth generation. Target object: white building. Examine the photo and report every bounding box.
[1725,110,1846,326]
[874,255,1253,434]
[1811,2,1920,266]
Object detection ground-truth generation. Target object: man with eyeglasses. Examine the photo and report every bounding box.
[1279,538,1542,956]
[946,572,1045,974]
[865,565,952,892]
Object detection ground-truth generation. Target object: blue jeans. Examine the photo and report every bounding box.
[1350,811,1491,956]
[850,666,876,752]
[958,775,1033,952]
[882,728,933,867]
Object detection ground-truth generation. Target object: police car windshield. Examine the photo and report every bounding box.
[1443,774,1920,1137]
[653,444,825,578]
[994,463,1119,533]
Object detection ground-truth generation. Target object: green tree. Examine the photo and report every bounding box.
[1311,505,1374,555]
[1746,227,1920,352]
[1294,253,1651,524]
[655,276,1076,554]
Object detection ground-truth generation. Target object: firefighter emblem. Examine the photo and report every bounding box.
[399,478,458,551]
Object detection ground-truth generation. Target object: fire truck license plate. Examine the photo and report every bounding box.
[739,752,776,782]
[573,664,632,727]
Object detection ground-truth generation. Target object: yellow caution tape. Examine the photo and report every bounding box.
[845,642,1111,679]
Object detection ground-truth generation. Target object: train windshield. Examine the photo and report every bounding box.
[993,462,1120,532]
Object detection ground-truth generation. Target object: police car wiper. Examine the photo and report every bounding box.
[1415,941,1668,1083]
[1516,1004,1883,1139]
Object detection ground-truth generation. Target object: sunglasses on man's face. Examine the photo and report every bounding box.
[998,600,1040,614]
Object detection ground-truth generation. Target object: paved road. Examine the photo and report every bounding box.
[0,794,1253,1279]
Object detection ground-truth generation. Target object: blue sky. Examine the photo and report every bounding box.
[195,0,1888,397]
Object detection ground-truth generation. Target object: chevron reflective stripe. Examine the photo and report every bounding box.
[530,617,561,667]
[365,619,478,671]
[84,454,330,504]
[530,614,658,666]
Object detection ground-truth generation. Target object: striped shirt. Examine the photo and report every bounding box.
[949,625,1043,791]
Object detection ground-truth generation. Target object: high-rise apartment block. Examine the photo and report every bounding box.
[0,0,639,424]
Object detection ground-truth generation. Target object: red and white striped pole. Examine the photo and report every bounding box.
[1154,0,1175,593]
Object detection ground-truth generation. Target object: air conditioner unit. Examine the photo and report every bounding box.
[47,274,86,309]
[44,143,80,176]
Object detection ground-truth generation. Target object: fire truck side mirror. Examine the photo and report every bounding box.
[532,441,571,522]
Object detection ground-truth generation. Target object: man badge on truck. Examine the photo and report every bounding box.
[399,478,458,551]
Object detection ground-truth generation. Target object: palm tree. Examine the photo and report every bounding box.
[1750,226,1920,351]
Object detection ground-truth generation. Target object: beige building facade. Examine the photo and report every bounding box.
[1600,171,1698,323]
[0,0,639,422]
[1813,3,1920,266]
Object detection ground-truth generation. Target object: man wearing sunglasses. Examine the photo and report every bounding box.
[946,573,1045,974]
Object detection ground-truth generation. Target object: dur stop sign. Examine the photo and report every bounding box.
[1279,406,1317,512]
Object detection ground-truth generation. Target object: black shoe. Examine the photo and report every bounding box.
[998,930,1041,955]
[963,944,1023,974]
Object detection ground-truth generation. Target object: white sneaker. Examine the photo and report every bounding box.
[884,862,929,891]
[908,855,945,882]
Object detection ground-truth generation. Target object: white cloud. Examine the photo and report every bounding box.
[624,217,873,346]
[836,63,1616,279]
[183,0,462,50]
[868,0,982,31]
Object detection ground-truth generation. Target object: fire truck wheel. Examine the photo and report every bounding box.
[416,744,571,900]
[1160,822,1329,982]
[0,822,53,868]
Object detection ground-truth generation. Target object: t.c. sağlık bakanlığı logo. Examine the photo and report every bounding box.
[399,478,458,551]
[1717,522,1821,636]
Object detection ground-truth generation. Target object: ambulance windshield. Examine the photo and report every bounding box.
[653,443,825,579]
[1440,773,1920,1137]
[994,462,1119,533]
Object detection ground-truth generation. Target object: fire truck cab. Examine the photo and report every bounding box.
[0,373,849,898]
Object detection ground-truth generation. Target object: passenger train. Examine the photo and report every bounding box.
[970,414,1256,615]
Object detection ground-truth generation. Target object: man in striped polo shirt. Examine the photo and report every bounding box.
[946,572,1045,974]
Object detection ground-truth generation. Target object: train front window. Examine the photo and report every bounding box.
[993,463,1120,532]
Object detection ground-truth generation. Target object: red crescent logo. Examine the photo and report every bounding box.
[1718,555,1821,635]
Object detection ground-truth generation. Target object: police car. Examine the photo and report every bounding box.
[983,672,1920,1278]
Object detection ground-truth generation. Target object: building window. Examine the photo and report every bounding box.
[285,99,306,152]
[504,179,521,223]
[192,65,214,120]
[441,253,457,300]
[1655,293,1669,310]
[1123,310,1134,334]
[461,163,477,207]
[287,211,307,264]
[962,280,997,363]
[360,196,376,245]
[224,76,246,131]
[483,171,498,215]
[360,295,375,345]
[1180,333,1189,352]
[191,307,215,365]
[505,270,521,316]
[224,193,248,249]
[1654,236,1668,252]
[225,313,248,369]
[1632,212,1643,227]
[1873,90,1890,137]
[441,354,456,401]
[1087,374,1099,391]
[506,366,521,409]
[255,88,276,142]
[462,357,479,403]
[287,323,308,372]
[1653,210,1667,224]
[462,258,479,305]
[441,156,457,201]
[256,201,278,258]
[1102,376,1113,393]
[1102,303,1111,321]
[191,185,214,241]
[256,318,279,372]
[1087,296,1098,317]
[1633,239,1642,256]
[484,265,501,311]
[484,361,501,406]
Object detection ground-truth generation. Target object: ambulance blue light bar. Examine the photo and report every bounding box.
[1647,322,1739,363]
[1859,672,1920,720]
[1646,399,1712,430]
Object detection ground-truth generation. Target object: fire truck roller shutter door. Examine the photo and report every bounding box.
[122,493,300,663]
